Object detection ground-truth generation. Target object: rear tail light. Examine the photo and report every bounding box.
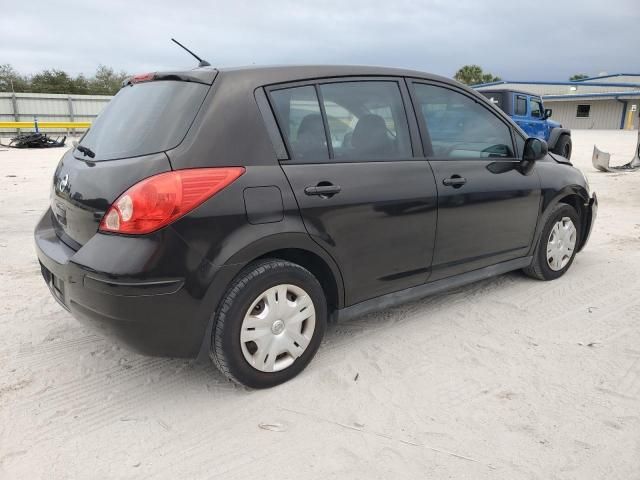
[99,167,245,235]
[131,72,156,83]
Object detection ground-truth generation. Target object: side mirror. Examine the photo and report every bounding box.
[544,108,553,119]
[523,137,548,161]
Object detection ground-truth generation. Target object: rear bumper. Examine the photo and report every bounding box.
[34,208,234,358]
[579,192,597,251]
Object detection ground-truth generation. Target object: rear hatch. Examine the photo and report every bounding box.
[50,70,215,248]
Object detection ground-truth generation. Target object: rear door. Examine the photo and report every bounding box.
[408,80,541,280]
[268,79,438,305]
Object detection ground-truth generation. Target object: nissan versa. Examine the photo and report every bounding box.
[35,65,597,388]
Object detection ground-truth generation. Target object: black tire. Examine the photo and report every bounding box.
[210,259,327,388]
[552,135,572,160]
[523,203,581,281]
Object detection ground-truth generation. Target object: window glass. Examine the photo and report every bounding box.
[270,86,329,161]
[515,95,527,116]
[319,81,412,160]
[514,133,526,158]
[530,98,543,118]
[78,81,209,161]
[576,104,591,118]
[413,83,515,159]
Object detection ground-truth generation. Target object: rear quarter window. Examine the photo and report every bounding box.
[78,81,209,161]
[482,92,504,111]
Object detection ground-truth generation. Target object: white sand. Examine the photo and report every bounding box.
[1,130,639,479]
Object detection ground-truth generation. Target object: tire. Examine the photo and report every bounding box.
[210,259,327,388]
[523,203,581,281]
[552,135,572,160]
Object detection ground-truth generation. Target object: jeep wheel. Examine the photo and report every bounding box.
[553,135,572,160]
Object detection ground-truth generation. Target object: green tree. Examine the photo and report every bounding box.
[454,65,501,85]
[73,74,91,95]
[89,64,128,95]
[0,64,30,92]
[30,69,79,94]
[569,73,589,81]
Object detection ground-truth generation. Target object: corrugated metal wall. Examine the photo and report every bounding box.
[0,92,112,135]
[544,99,625,129]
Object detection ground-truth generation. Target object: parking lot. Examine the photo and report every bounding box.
[1,130,639,479]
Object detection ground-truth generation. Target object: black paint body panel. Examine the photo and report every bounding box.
[34,65,596,359]
[429,159,540,279]
[282,160,438,304]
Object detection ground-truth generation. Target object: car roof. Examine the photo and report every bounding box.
[197,64,456,87]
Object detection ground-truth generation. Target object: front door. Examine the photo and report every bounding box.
[528,96,547,140]
[512,93,534,136]
[268,80,438,305]
[409,81,541,280]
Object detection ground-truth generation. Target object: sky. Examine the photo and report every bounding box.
[1,0,638,81]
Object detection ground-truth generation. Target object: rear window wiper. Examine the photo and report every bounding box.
[76,144,95,158]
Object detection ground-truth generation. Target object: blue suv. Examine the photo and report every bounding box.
[478,89,572,159]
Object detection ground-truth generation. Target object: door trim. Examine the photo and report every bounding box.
[333,256,532,322]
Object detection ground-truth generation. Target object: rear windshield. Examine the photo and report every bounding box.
[77,80,209,161]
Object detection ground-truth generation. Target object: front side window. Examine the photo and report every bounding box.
[413,83,514,159]
[319,81,412,160]
[514,134,526,158]
[530,98,543,118]
[270,86,329,161]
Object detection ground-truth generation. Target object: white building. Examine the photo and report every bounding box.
[475,73,640,130]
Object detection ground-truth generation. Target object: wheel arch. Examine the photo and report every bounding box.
[547,128,571,149]
[196,233,345,361]
[531,187,590,256]
[254,248,342,314]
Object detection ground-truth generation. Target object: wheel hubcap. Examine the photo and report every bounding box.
[240,284,316,373]
[271,319,285,335]
[546,216,577,271]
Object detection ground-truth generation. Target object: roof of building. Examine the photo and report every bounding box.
[574,73,640,82]
[472,79,640,89]
[472,73,640,101]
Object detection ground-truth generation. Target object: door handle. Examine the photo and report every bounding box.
[442,175,467,188]
[304,183,341,197]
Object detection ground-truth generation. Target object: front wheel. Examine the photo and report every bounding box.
[210,259,327,388]
[523,203,581,281]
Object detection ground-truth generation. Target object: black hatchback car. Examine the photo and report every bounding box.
[35,65,597,388]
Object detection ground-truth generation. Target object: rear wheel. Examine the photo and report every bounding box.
[523,203,580,281]
[210,259,327,388]
[552,135,572,160]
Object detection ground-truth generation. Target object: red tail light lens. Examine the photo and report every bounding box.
[132,72,156,83]
[99,167,245,235]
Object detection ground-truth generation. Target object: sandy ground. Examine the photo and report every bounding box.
[0,130,639,479]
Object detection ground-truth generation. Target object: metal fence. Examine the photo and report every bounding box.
[0,92,112,136]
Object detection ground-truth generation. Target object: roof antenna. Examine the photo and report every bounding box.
[171,38,211,67]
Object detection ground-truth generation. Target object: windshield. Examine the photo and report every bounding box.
[77,80,209,161]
